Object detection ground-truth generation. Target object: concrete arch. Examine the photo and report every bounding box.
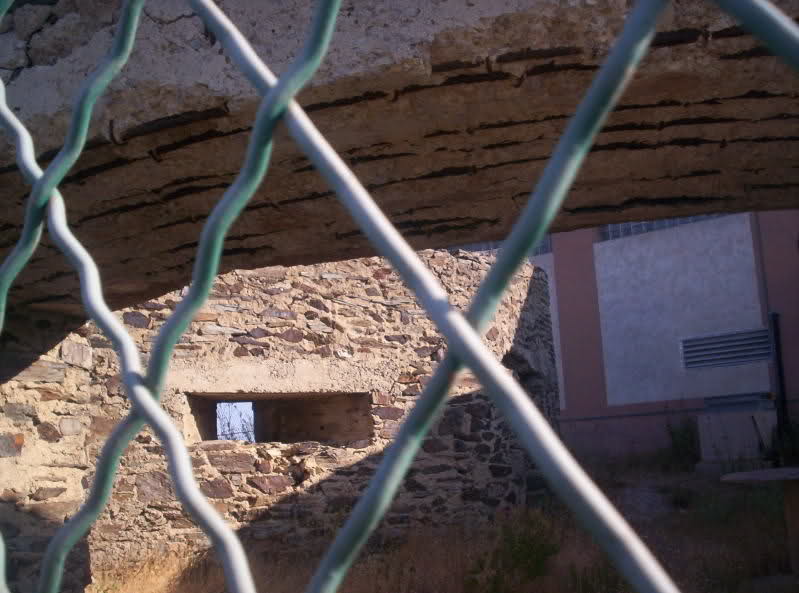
[0,0,797,313]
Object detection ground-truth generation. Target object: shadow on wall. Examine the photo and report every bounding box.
[0,312,89,593]
[0,500,90,593]
[142,270,558,593]
[0,311,84,385]
[159,393,550,593]
[0,311,94,593]
[501,266,558,423]
[0,264,556,593]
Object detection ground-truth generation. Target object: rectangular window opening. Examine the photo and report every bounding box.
[187,392,374,445]
[217,401,255,442]
[600,214,728,242]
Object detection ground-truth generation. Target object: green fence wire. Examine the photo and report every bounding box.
[0,1,797,592]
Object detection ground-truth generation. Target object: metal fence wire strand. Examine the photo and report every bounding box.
[0,2,798,593]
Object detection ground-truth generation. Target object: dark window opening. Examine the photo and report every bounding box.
[188,392,374,444]
[600,214,728,241]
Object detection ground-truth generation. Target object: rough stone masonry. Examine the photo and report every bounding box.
[0,249,557,593]
[0,0,797,314]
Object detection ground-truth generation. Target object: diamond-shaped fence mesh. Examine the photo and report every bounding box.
[0,1,797,592]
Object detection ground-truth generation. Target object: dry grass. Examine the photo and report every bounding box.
[640,477,789,591]
[93,471,790,593]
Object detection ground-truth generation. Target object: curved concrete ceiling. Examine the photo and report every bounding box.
[0,0,797,313]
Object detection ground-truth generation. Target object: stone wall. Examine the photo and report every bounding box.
[0,249,556,593]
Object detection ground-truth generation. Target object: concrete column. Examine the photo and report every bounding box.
[551,228,607,418]
[755,210,799,416]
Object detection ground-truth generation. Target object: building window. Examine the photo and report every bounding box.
[187,392,374,444]
[455,234,552,257]
[531,234,552,256]
[600,214,727,242]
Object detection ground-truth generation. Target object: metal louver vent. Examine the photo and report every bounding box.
[682,328,772,369]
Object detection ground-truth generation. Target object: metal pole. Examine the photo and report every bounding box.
[769,311,794,464]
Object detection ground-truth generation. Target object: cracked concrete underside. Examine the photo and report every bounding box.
[0,0,797,314]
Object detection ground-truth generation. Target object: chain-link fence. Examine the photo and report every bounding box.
[0,1,797,592]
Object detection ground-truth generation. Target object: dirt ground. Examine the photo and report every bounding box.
[104,465,793,593]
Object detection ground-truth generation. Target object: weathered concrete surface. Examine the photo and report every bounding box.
[1,0,798,313]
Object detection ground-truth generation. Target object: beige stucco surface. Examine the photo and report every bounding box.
[594,213,770,406]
